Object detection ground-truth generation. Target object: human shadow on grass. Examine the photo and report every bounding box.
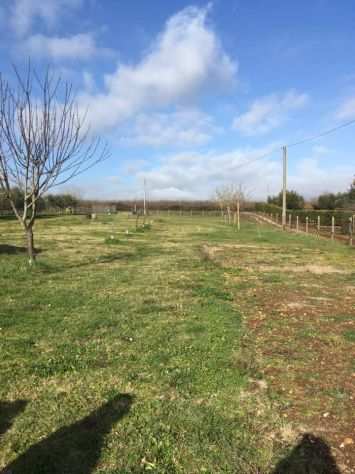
[2,393,133,474]
[272,433,341,474]
[0,245,42,256]
[0,400,28,438]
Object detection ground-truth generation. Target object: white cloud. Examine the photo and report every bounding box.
[10,0,83,36]
[83,71,96,92]
[21,33,108,60]
[335,96,355,120]
[79,5,237,132]
[311,145,331,155]
[66,144,352,201]
[121,108,220,147]
[232,90,309,136]
[133,145,281,200]
[290,158,352,198]
[111,147,350,201]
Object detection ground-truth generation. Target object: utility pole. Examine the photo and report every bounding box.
[282,145,287,230]
[143,178,147,216]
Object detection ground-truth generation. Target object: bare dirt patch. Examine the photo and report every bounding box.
[213,240,355,472]
[248,264,348,275]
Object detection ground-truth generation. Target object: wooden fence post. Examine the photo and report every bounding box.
[288,213,292,228]
[317,215,321,235]
[296,216,299,232]
[237,200,240,231]
[349,217,353,246]
[306,216,309,233]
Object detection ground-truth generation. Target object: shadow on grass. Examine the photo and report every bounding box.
[2,393,133,474]
[0,400,28,438]
[65,245,163,270]
[272,433,341,474]
[0,245,42,256]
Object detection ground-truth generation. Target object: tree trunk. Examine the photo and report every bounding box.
[26,226,35,264]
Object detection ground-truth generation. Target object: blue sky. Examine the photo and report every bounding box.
[0,0,354,200]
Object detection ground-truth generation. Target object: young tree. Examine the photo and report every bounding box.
[215,184,246,228]
[0,65,109,263]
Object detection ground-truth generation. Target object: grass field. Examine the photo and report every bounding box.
[0,214,354,473]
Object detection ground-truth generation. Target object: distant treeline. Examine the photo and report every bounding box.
[0,191,228,213]
[267,179,355,211]
[2,179,354,215]
[0,189,79,213]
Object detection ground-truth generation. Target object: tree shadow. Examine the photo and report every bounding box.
[2,393,133,474]
[0,400,28,438]
[0,245,42,256]
[272,433,341,474]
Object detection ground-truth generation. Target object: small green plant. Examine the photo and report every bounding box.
[343,330,355,342]
[104,235,121,245]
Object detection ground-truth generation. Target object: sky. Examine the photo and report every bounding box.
[0,0,354,201]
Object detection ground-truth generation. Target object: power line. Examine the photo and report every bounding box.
[232,116,355,172]
[232,147,280,171]
[286,117,355,148]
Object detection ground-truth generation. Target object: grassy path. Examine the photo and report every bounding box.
[0,214,353,473]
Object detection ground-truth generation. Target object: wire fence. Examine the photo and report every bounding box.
[255,211,354,246]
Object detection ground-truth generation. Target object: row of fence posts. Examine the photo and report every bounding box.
[265,212,354,246]
[148,209,220,217]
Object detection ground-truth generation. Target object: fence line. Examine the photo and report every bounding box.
[254,211,354,246]
[0,208,223,218]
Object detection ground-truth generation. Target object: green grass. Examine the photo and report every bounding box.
[343,330,355,342]
[0,214,280,473]
[0,213,353,473]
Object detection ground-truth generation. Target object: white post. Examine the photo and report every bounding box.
[317,215,320,234]
[296,216,299,232]
[237,200,240,231]
[143,178,147,216]
[331,216,335,240]
[349,217,353,246]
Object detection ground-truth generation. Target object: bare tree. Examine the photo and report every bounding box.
[0,65,109,263]
[215,184,246,229]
